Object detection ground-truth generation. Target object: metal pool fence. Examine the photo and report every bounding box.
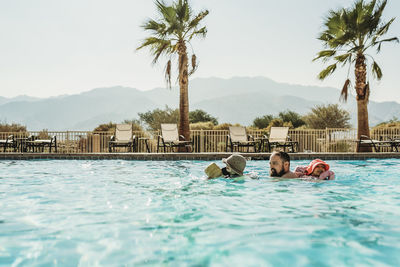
[1,128,399,153]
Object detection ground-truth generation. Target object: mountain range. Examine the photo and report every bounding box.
[1,76,399,130]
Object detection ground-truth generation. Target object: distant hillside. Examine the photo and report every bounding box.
[0,95,40,106]
[0,77,399,130]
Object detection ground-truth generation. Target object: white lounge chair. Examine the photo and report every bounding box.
[357,135,398,152]
[108,124,135,152]
[26,135,57,153]
[265,127,298,152]
[227,126,257,152]
[0,135,15,152]
[157,124,192,152]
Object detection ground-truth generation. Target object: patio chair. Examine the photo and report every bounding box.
[264,127,299,152]
[0,135,16,152]
[357,135,396,152]
[226,126,257,152]
[389,136,400,152]
[109,124,136,152]
[26,135,57,153]
[157,123,192,152]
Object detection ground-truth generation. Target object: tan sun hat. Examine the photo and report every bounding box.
[222,154,246,176]
[204,162,223,178]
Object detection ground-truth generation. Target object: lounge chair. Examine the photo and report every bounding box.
[226,126,257,152]
[109,124,136,152]
[26,135,57,153]
[357,135,397,152]
[0,135,16,152]
[389,136,400,152]
[157,124,192,152]
[264,127,299,152]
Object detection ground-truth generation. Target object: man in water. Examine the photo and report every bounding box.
[269,151,298,178]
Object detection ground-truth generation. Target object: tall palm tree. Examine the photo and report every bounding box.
[314,0,398,152]
[137,0,209,143]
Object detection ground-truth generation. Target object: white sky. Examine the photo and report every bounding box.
[0,0,399,102]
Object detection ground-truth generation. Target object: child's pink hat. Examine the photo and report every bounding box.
[305,159,329,175]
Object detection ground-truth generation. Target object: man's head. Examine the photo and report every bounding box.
[269,151,291,177]
[306,159,329,177]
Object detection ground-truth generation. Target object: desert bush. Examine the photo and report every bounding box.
[189,109,218,125]
[278,110,305,128]
[190,121,215,130]
[94,122,116,132]
[253,115,274,129]
[0,122,27,132]
[303,104,350,129]
[138,106,179,131]
[213,123,243,130]
[37,129,50,139]
[266,119,293,131]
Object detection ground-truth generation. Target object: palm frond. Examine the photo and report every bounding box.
[334,53,352,62]
[371,61,382,80]
[165,60,172,88]
[375,37,399,52]
[313,50,336,62]
[156,1,180,36]
[348,45,364,53]
[152,39,175,64]
[142,19,164,32]
[137,37,165,51]
[136,37,173,64]
[188,26,207,41]
[374,18,395,40]
[175,0,190,23]
[335,53,353,67]
[188,10,209,29]
[318,32,334,43]
[340,79,351,102]
[188,54,197,75]
[318,63,337,80]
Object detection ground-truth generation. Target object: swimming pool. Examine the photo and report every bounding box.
[1,159,400,266]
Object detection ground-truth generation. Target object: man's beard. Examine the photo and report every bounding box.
[270,167,286,177]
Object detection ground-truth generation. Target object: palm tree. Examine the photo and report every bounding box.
[314,0,398,152]
[137,0,209,143]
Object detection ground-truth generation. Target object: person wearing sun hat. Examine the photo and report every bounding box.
[294,159,335,180]
[222,154,246,177]
[204,154,247,179]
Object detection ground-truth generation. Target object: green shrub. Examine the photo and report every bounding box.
[190,121,215,130]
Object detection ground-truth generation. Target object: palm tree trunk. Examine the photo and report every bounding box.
[355,53,371,152]
[177,40,190,150]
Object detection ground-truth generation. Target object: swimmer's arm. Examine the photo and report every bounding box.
[281,171,299,178]
[319,170,335,180]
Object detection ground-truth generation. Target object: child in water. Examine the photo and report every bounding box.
[294,159,335,180]
[204,154,247,179]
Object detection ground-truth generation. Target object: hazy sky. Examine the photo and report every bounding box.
[0,0,399,102]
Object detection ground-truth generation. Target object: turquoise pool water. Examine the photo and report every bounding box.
[1,159,400,266]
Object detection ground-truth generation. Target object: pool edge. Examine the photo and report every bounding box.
[1,152,400,160]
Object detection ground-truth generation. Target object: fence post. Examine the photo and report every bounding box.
[325,128,329,152]
[200,130,204,152]
[93,133,100,153]
[66,131,70,153]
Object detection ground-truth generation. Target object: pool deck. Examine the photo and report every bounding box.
[1,152,400,160]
